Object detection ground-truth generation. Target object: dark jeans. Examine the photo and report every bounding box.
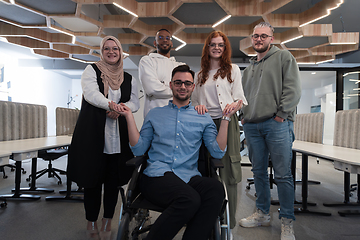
[140,172,225,240]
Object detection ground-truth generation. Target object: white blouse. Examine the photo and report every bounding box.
[192,64,248,119]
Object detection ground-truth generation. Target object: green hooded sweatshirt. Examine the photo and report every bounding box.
[241,45,301,123]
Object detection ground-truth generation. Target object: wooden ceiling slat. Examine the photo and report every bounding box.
[0,0,357,64]
[217,24,252,37]
[299,0,342,27]
[113,0,138,16]
[6,36,49,49]
[128,46,151,56]
[312,44,359,56]
[330,32,359,44]
[261,0,292,15]
[301,24,333,37]
[264,14,299,28]
[33,49,69,58]
[138,2,169,17]
[117,33,143,44]
[103,15,134,28]
[290,50,311,59]
[53,44,90,54]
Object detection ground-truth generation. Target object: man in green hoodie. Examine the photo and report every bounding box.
[238,22,301,240]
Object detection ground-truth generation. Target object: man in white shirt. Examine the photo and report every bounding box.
[139,29,183,117]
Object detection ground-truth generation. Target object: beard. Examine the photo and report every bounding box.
[253,42,271,53]
[173,90,191,102]
[157,43,171,55]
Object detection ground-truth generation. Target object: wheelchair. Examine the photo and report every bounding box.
[116,154,231,240]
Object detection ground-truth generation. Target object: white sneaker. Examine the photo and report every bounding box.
[238,209,270,228]
[281,217,295,240]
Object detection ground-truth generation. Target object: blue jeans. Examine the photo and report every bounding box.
[243,117,295,220]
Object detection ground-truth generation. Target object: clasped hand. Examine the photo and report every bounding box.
[195,100,243,118]
[108,101,131,118]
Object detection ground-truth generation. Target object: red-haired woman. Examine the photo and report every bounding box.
[192,31,248,233]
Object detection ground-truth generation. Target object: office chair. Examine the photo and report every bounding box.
[26,148,68,185]
[0,167,7,207]
[1,164,26,179]
[246,155,276,191]
[0,196,6,208]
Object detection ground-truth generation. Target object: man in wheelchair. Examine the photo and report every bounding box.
[110,65,243,240]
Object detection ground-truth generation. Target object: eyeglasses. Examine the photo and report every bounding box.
[158,35,172,41]
[251,34,272,41]
[103,47,120,52]
[208,43,225,48]
[172,80,194,88]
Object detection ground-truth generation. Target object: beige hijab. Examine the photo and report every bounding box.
[95,36,124,97]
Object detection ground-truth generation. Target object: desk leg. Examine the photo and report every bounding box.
[46,179,83,202]
[12,158,54,193]
[294,154,331,216]
[293,151,316,206]
[0,161,41,200]
[324,173,360,216]
[271,150,315,206]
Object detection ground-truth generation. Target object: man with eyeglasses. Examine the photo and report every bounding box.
[109,64,243,240]
[239,22,301,240]
[139,29,184,117]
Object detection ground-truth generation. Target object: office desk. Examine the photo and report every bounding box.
[0,136,72,200]
[292,140,360,216]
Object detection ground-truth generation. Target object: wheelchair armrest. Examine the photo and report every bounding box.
[126,155,147,168]
[210,157,224,169]
[123,155,148,208]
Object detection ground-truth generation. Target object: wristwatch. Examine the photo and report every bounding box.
[221,116,231,122]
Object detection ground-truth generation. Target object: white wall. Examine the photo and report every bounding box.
[297,89,321,114]
[0,52,72,136]
[297,73,336,144]
[71,78,82,110]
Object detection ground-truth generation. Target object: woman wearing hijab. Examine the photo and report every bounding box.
[67,36,140,240]
[192,31,247,237]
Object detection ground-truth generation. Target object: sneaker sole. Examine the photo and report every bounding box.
[239,221,271,228]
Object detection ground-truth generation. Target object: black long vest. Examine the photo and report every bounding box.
[67,64,134,188]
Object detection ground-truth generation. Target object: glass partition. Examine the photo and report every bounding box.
[343,71,360,110]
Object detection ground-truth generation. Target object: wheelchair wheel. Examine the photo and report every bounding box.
[209,217,221,240]
[128,209,151,240]
[117,211,131,240]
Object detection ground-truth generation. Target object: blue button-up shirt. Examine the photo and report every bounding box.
[131,101,225,183]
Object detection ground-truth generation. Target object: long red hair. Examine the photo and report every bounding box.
[197,31,232,86]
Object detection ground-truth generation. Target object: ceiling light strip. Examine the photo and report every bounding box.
[330,42,357,45]
[316,58,335,64]
[348,79,360,84]
[0,37,8,43]
[49,26,76,44]
[70,56,95,64]
[212,15,231,28]
[281,35,303,44]
[9,0,15,4]
[113,2,138,18]
[343,72,360,77]
[173,36,187,51]
[299,0,344,27]
[123,52,130,57]
[297,62,316,64]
